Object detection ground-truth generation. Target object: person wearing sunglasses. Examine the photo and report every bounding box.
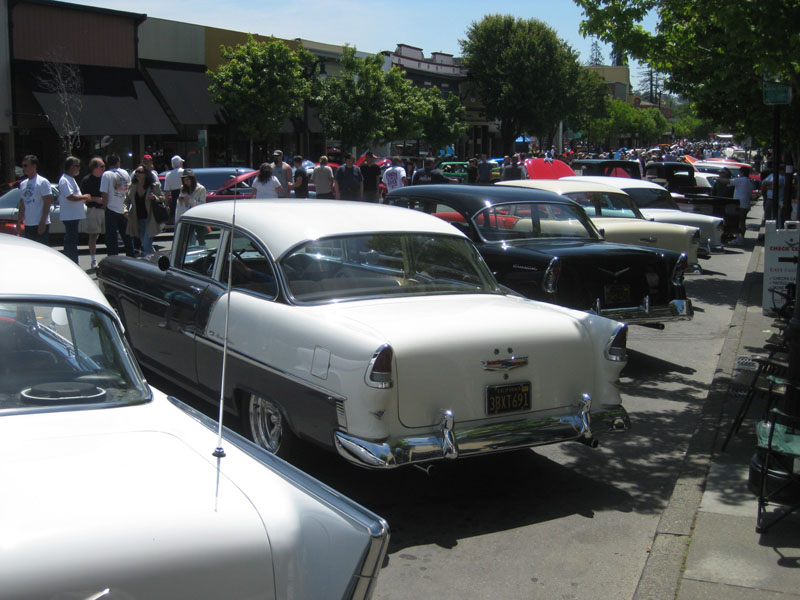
[125,165,165,257]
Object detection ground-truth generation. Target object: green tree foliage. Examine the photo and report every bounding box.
[671,103,716,140]
[317,46,466,153]
[589,98,667,146]
[565,68,610,139]
[419,88,468,153]
[207,35,314,144]
[460,15,598,153]
[574,0,800,148]
[316,47,390,150]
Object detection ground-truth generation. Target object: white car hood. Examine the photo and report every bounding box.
[0,429,274,600]
[640,208,722,225]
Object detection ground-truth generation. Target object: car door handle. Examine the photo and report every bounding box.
[639,236,657,243]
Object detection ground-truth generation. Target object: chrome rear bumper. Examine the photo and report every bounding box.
[591,298,693,325]
[334,396,630,469]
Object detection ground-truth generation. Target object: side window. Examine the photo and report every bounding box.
[220,231,278,298]
[178,222,224,276]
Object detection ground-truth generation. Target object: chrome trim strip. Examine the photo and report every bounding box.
[194,334,348,403]
[97,278,170,308]
[589,298,693,324]
[334,401,630,469]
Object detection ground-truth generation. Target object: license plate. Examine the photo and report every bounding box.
[604,283,631,304]
[486,382,531,415]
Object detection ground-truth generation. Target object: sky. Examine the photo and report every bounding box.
[68,0,653,73]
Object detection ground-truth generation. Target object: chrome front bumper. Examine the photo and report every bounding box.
[334,395,630,469]
[591,298,693,325]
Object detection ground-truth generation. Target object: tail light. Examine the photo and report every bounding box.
[365,344,393,389]
[671,253,688,285]
[605,324,628,362]
[542,256,561,294]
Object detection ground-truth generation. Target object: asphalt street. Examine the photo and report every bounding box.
[70,227,755,600]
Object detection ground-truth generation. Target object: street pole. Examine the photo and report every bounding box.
[772,105,781,225]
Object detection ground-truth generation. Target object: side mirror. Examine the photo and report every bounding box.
[158,255,171,272]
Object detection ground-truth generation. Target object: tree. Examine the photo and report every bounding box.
[207,36,314,160]
[460,15,594,153]
[573,0,800,148]
[418,88,468,154]
[38,57,82,158]
[588,38,605,66]
[316,46,391,151]
[564,68,610,141]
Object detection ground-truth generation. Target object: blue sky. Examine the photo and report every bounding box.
[71,0,654,70]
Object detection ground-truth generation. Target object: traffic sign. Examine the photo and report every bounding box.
[763,82,792,105]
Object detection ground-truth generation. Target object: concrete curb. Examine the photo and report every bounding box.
[632,238,764,600]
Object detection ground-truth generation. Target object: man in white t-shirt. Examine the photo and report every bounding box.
[17,154,52,246]
[164,155,184,220]
[381,156,408,197]
[729,166,753,245]
[100,153,133,256]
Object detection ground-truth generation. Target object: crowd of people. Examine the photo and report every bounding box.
[14,139,795,269]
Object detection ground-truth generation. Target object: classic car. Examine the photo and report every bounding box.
[97,199,630,468]
[570,159,643,179]
[691,160,761,199]
[385,184,692,328]
[0,234,389,600]
[643,161,708,195]
[563,176,726,254]
[205,169,259,201]
[497,179,702,268]
[159,166,253,194]
[438,161,501,183]
[0,184,88,240]
[523,157,576,179]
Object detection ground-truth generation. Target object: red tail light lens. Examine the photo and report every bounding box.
[366,344,394,388]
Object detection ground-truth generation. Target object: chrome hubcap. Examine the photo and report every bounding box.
[249,394,283,453]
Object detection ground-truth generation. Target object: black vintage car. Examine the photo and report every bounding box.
[386,185,693,327]
[571,159,643,179]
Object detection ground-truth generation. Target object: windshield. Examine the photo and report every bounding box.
[471,201,599,242]
[0,302,149,412]
[623,187,680,209]
[281,233,501,303]
[563,191,644,219]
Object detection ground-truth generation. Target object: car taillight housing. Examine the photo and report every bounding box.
[542,256,561,294]
[671,253,688,285]
[605,324,628,362]
[365,344,393,389]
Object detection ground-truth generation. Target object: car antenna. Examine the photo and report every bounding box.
[212,194,237,510]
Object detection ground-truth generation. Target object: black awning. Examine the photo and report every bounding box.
[22,61,176,136]
[33,81,176,136]
[143,63,223,126]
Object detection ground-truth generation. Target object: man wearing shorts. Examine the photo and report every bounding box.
[80,157,106,268]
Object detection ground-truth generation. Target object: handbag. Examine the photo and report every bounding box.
[152,200,169,224]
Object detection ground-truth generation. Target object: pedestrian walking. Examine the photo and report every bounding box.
[334,153,364,201]
[125,164,165,256]
[271,150,293,198]
[730,167,752,245]
[175,169,206,222]
[58,156,90,264]
[466,158,478,184]
[477,153,493,184]
[289,155,309,198]
[712,168,733,197]
[360,152,382,202]
[164,155,184,220]
[100,153,133,257]
[312,156,335,199]
[501,154,527,180]
[16,154,52,246]
[80,157,106,269]
[382,156,408,196]
[251,163,283,199]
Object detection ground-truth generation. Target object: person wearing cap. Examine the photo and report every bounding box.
[360,152,381,202]
[141,154,159,182]
[271,150,293,198]
[175,168,206,223]
[164,155,184,219]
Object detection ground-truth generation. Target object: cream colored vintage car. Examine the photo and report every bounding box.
[565,176,725,255]
[497,179,701,269]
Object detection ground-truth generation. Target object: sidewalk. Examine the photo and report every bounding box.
[635,201,800,600]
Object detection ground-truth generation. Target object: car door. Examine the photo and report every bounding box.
[136,222,224,388]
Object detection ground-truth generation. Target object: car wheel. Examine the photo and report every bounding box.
[246,393,297,459]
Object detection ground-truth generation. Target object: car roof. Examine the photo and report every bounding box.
[496,178,629,196]
[386,183,569,213]
[0,235,111,308]
[183,199,468,257]
[561,175,667,191]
